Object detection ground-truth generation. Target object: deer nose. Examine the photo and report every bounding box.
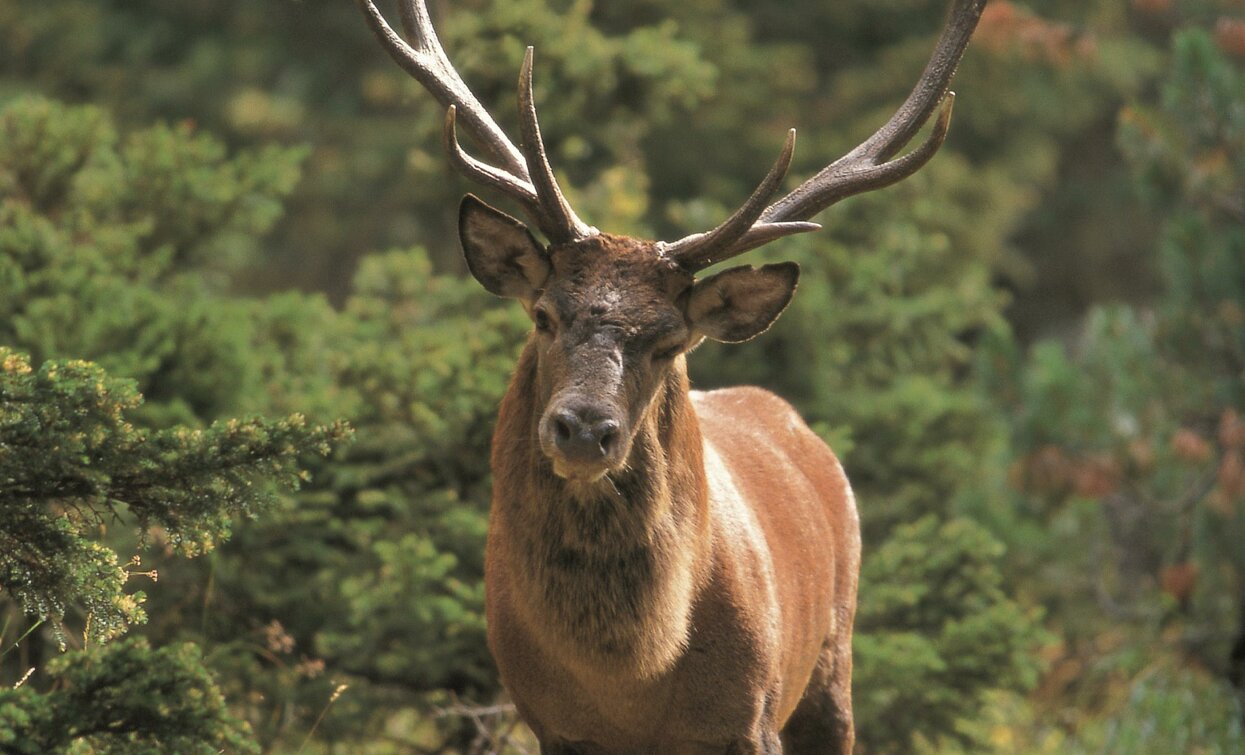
[550,407,619,464]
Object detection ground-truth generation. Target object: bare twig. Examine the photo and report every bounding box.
[435,694,530,755]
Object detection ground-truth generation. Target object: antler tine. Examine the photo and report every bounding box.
[517,48,595,243]
[357,0,527,179]
[359,1,595,243]
[718,221,824,258]
[444,106,542,213]
[759,0,986,224]
[664,129,813,271]
[657,0,984,272]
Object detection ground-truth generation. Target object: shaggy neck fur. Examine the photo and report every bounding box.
[491,343,711,679]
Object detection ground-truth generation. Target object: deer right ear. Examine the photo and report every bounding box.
[459,194,551,301]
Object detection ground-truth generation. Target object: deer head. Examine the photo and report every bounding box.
[358,0,986,482]
[461,198,800,481]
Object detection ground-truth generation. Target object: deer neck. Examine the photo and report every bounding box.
[491,344,710,679]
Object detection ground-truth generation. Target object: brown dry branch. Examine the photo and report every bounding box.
[435,694,529,755]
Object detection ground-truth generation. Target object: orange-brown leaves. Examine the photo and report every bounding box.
[1072,455,1124,500]
[975,2,1094,65]
[1131,0,1175,15]
[1215,17,1245,59]
[1209,409,1245,517]
[1009,445,1074,497]
[1219,408,1245,449]
[1159,561,1199,606]
[1009,446,1123,500]
[1171,428,1213,464]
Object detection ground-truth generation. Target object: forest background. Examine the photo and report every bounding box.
[1,0,1243,752]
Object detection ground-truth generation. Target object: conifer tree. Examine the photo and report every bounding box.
[0,97,349,751]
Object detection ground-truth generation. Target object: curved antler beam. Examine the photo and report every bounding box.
[517,48,596,243]
[444,106,540,208]
[359,0,594,244]
[659,0,985,271]
[358,0,527,178]
[760,0,985,224]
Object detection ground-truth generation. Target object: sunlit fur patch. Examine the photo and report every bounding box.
[702,437,780,652]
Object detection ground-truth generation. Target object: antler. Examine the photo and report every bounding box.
[659,130,823,270]
[358,0,594,244]
[666,0,986,272]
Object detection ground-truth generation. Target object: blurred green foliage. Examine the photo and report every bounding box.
[982,17,1245,755]
[1091,666,1244,754]
[1,0,1243,752]
[0,96,349,750]
[0,95,306,427]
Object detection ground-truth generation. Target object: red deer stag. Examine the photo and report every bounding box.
[358,1,986,751]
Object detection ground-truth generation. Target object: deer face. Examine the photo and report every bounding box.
[460,195,799,482]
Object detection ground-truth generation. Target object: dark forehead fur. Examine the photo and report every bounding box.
[545,234,693,330]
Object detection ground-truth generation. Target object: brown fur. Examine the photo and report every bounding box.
[480,232,861,753]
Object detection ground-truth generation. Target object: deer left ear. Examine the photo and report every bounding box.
[686,262,799,343]
[459,194,551,301]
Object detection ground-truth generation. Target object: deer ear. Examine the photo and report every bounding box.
[686,262,799,343]
[459,194,550,300]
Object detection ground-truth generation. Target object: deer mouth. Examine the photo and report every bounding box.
[541,431,628,484]
[549,457,613,484]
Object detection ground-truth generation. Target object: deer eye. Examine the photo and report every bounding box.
[533,307,553,333]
